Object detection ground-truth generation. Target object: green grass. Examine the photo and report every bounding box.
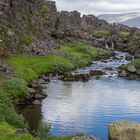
[8,41,111,82]
[9,55,74,82]
[119,31,130,38]
[5,41,111,99]
[0,122,38,140]
[92,30,110,38]
[0,122,83,140]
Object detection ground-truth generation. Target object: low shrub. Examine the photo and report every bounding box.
[0,91,25,127]
[4,78,28,99]
[37,123,51,139]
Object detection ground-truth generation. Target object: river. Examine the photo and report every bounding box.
[22,51,140,140]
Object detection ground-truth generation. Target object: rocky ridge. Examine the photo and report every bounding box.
[0,0,133,58]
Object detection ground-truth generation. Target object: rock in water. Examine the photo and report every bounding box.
[119,70,127,77]
[109,120,140,140]
[32,100,41,105]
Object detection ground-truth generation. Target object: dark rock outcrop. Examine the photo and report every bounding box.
[0,0,58,55]
[0,0,132,57]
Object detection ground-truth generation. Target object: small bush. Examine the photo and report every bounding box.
[40,5,49,14]
[0,91,25,127]
[4,78,28,99]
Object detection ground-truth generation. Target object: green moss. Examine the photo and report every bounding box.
[40,5,49,14]
[119,31,130,38]
[92,30,110,38]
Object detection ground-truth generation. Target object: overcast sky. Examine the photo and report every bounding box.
[55,0,140,15]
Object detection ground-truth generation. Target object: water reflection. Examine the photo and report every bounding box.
[22,105,42,131]
[42,78,140,140]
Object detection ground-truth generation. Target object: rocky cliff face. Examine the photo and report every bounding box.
[0,0,132,57]
[0,0,59,56]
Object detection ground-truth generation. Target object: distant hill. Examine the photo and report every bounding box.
[98,12,140,28]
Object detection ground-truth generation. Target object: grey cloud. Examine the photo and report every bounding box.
[55,0,140,15]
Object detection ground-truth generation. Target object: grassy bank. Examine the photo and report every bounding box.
[0,41,111,139]
[0,122,83,140]
[8,41,111,83]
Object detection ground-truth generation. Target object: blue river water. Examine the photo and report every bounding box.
[22,51,140,140]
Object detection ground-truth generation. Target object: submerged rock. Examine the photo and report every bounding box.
[109,120,140,140]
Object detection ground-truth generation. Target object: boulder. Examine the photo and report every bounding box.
[125,54,133,61]
[28,88,36,94]
[134,49,140,58]
[32,100,41,105]
[119,70,127,77]
[109,120,140,140]
[34,93,46,99]
[127,65,137,73]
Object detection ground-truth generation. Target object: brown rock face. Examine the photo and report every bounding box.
[109,121,140,140]
[0,0,58,55]
[0,0,132,56]
[128,28,140,55]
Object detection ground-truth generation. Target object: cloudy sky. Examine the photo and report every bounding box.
[55,0,140,15]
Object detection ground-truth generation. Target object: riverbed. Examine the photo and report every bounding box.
[22,51,140,140]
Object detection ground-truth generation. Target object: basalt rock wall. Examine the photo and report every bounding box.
[0,0,132,57]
